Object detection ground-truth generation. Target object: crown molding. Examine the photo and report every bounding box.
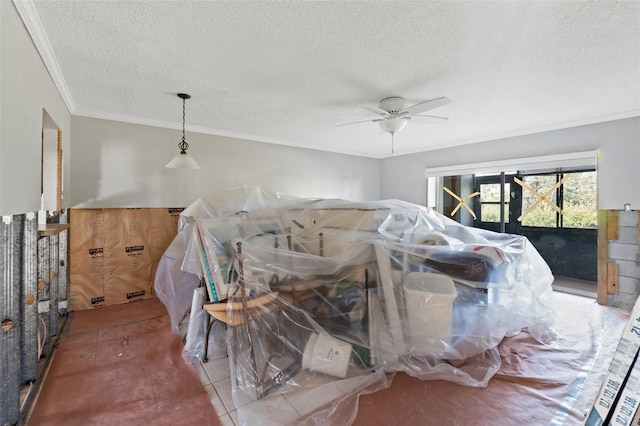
[72,107,378,158]
[13,0,77,113]
[387,109,640,159]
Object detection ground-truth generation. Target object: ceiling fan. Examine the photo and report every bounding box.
[336,96,452,135]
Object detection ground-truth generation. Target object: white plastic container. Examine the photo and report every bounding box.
[403,272,457,355]
[302,332,352,378]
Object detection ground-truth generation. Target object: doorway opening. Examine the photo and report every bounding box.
[41,109,62,223]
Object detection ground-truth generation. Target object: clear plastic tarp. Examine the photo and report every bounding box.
[154,186,556,425]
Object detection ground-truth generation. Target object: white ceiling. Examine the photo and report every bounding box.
[19,1,640,158]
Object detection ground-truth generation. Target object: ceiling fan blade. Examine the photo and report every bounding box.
[358,104,390,116]
[407,115,448,124]
[403,96,451,116]
[334,118,376,127]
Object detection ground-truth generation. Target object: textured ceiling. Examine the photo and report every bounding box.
[22,1,640,158]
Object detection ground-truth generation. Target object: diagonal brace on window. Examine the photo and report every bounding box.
[514,175,571,222]
[443,187,480,220]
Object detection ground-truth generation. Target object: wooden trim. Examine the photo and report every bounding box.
[40,128,44,196]
[56,130,62,211]
[597,210,609,304]
[38,223,69,237]
[607,211,619,240]
[607,262,619,294]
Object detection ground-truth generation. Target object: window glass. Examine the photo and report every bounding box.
[521,175,558,227]
[480,183,510,223]
[481,204,509,223]
[562,171,597,228]
[480,184,501,202]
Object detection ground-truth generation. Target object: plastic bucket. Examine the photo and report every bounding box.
[403,272,457,355]
[302,332,352,378]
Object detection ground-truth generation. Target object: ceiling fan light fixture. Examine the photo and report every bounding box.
[166,93,200,169]
[379,117,407,134]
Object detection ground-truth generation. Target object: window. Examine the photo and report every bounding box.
[521,174,559,227]
[479,182,510,223]
[520,171,596,229]
[426,152,598,284]
[560,171,597,228]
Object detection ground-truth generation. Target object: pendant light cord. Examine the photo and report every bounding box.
[178,96,189,153]
[391,133,395,156]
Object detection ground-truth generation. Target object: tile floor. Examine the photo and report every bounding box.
[186,276,601,425]
[178,315,237,426]
[194,356,237,426]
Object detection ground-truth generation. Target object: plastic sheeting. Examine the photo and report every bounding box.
[354,292,629,425]
[154,186,557,425]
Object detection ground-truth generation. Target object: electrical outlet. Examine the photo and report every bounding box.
[38,300,50,313]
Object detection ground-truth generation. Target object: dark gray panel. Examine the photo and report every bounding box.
[21,213,39,383]
[1,216,22,425]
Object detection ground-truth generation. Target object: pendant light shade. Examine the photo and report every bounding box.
[165,151,200,169]
[166,93,200,169]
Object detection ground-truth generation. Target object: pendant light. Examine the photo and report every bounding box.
[166,93,200,169]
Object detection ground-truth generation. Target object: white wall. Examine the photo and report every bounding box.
[70,116,380,208]
[0,1,71,216]
[380,117,640,210]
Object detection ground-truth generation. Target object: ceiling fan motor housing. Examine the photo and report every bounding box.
[379,97,407,114]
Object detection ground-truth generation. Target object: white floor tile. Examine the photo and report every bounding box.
[235,393,301,425]
[282,377,349,418]
[201,355,231,383]
[204,383,227,416]
[228,410,239,425]
[193,362,211,386]
[218,414,235,426]
[214,377,236,413]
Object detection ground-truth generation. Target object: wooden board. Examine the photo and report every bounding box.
[607,262,619,294]
[607,211,619,241]
[204,292,278,312]
[597,210,609,305]
[204,290,278,326]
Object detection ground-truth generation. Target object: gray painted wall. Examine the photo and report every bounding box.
[380,117,640,210]
[70,116,380,208]
[3,0,639,216]
[0,2,71,216]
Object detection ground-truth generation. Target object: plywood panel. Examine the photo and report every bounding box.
[607,211,619,240]
[607,262,619,294]
[597,210,608,304]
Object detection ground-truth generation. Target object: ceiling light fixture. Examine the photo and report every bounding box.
[379,118,407,156]
[166,93,200,169]
[378,117,407,135]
